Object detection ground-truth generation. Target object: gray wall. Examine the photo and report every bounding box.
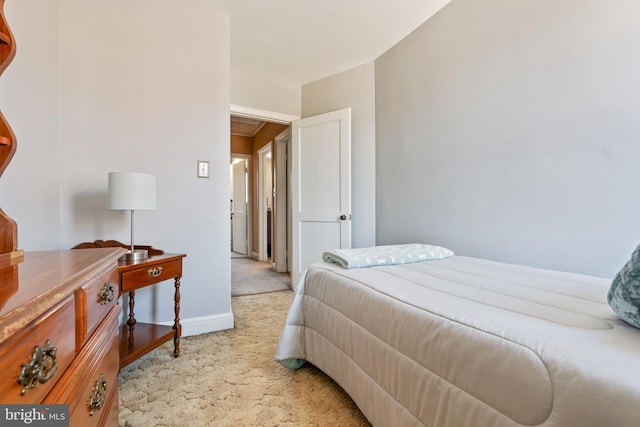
[375,0,640,278]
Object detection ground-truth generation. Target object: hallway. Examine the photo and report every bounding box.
[231,256,291,296]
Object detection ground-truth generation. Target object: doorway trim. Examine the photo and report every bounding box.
[273,129,290,272]
[231,104,298,124]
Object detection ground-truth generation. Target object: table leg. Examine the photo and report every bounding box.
[127,290,136,327]
[126,290,136,351]
[173,276,181,357]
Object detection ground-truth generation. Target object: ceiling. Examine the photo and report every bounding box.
[202,0,453,85]
[230,115,266,137]
[223,1,452,135]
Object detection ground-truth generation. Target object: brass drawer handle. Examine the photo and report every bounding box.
[18,340,58,396]
[148,266,163,278]
[89,373,107,416]
[99,282,115,305]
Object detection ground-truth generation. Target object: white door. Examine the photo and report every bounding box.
[231,159,248,255]
[291,108,351,287]
[257,143,273,261]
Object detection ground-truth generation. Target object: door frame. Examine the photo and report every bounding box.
[230,105,299,269]
[274,129,290,273]
[230,153,252,257]
[231,104,298,124]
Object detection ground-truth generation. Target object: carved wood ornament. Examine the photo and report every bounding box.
[0,0,18,264]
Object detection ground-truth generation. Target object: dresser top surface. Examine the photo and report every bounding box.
[0,248,125,340]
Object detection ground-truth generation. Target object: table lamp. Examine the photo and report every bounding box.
[108,172,156,261]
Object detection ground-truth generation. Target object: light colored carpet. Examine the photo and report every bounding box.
[231,257,292,296]
[118,290,370,426]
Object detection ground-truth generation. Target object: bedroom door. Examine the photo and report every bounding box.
[231,158,248,255]
[291,108,351,287]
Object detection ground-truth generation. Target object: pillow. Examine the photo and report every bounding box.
[608,244,640,329]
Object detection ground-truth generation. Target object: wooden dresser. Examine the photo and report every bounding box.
[0,248,125,427]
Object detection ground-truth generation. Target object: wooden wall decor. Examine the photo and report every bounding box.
[0,0,19,265]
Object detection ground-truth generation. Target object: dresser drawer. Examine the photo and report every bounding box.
[68,319,119,427]
[45,306,120,426]
[0,296,76,403]
[98,388,120,427]
[120,258,182,292]
[76,267,119,349]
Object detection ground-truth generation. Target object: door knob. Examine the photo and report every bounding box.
[339,215,347,221]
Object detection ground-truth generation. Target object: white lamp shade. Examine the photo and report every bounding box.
[108,172,156,211]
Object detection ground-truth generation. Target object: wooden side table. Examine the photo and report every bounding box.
[117,253,187,369]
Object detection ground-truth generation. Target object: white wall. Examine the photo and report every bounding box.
[231,67,301,118]
[0,0,233,335]
[302,62,376,248]
[0,0,61,249]
[375,0,640,278]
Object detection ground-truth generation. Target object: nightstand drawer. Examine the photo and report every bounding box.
[120,259,182,292]
[76,268,119,348]
[0,297,76,403]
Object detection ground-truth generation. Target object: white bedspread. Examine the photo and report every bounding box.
[275,256,640,427]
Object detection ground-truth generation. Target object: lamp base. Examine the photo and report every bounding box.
[119,249,149,261]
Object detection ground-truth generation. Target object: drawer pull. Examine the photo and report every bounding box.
[148,266,163,278]
[99,282,115,305]
[18,340,58,396]
[89,373,107,416]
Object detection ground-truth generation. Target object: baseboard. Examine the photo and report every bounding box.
[160,311,234,337]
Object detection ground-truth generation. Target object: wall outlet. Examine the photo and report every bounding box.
[197,160,209,178]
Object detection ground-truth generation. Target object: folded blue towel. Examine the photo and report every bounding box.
[322,243,454,269]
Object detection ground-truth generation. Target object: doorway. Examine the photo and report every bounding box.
[230,109,293,295]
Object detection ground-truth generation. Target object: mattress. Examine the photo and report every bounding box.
[275,256,640,427]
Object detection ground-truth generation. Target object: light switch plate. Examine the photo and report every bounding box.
[197,161,209,178]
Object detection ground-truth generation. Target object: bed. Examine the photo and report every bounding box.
[275,246,640,427]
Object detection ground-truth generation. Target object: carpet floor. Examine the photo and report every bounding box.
[118,290,370,426]
[231,257,292,296]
